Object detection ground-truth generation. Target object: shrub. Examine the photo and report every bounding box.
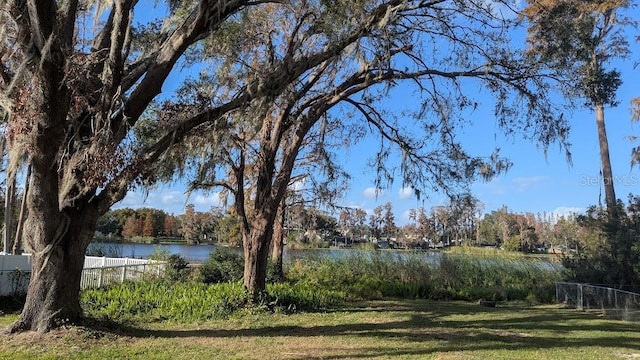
[80,279,346,323]
[0,294,26,313]
[164,254,190,282]
[86,242,123,257]
[561,199,640,293]
[199,248,244,284]
[148,248,191,282]
[266,283,345,311]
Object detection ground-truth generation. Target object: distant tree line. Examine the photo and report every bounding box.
[90,197,584,252]
[95,205,222,244]
[95,203,340,246]
[94,194,612,255]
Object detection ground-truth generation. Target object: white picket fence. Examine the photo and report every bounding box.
[81,256,165,290]
[0,254,165,296]
[0,254,31,297]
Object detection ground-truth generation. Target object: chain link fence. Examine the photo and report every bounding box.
[556,282,640,321]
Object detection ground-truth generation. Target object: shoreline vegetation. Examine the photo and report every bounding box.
[77,246,564,323]
[2,245,630,359]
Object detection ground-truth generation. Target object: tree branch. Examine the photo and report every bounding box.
[114,0,248,138]
[94,95,247,213]
[25,0,55,52]
[97,0,135,121]
[57,0,79,50]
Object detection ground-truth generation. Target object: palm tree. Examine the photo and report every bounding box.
[523,0,632,217]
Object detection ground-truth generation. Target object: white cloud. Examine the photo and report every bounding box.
[511,176,549,191]
[112,188,223,215]
[113,190,147,209]
[192,193,222,210]
[551,206,584,220]
[398,187,413,200]
[363,187,384,199]
[160,190,184,206]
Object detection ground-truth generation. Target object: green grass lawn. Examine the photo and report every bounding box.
[0,300,638,359]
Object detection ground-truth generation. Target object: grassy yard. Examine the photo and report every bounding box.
[0,300,638,359]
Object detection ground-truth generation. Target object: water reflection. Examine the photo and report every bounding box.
[86,242,561,271]
[86,242,442,263]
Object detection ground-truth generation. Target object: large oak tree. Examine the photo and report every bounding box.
[0,0,570,331]
[157,0,571,298]
[0,0,273,333]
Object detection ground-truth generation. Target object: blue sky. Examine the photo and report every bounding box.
[345,57,640,224]
[114,4,640,225]
[344,54,640,224]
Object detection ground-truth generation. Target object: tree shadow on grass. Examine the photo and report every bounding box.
[98,300,640,358]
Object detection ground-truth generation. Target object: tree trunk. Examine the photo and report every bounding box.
[595,103,617,217]
[271,199,286,283]
[243,215,274,301]
[6,211,97,333]
[6,158,100,333]
[8,228,87,333]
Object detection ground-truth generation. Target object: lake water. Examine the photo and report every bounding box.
[87,242,218,262]
[86,242,443,263]
[86,242,561,271]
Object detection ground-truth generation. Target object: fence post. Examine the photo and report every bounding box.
[121,258,128,283]
[98,267,103,288]
[577,284,583,311]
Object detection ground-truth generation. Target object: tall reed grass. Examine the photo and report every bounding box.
[80,249,563,323]
[285,250,563,303]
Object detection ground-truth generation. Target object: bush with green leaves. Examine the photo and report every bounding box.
[77,248,564,324]
[164,254,190,282]
[266,282,345,311]
[148,248,191,282]
[199,248,244,284]
[562,197,640,292]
